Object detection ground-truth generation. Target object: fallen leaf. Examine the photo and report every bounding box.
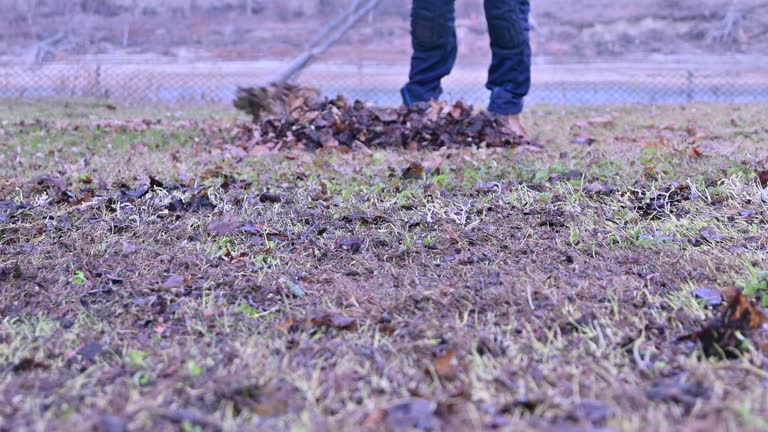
[344,214,387,225]
[474,182,502,193]
[259,192,283,203]
[223,144,248,159]
[208,218,240,236]
[67,341,105,363]
[311,181,332,202]
[573,115,614,129]
[692,287,723,307]
[276,317,304,333]
[162,275,185,289]
[336,236,364,253]
[402,162,425,180]
[12,357,49,373]
[433,349,459,379]
[225,378,306,417]
[687,145,704,158]
[677,290,765,357]
[499,397,545,414]
[570,133,596,145]
[70,192,93,206]
[757,170,768,188]
[698,226,723,243]
[310,312,358,331]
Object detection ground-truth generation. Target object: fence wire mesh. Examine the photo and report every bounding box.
[1,0,767,107]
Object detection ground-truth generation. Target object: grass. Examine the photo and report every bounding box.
[1,99,768,431]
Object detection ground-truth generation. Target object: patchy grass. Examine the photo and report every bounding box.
[2,99,768,431]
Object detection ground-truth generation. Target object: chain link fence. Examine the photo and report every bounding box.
[1,0,767,107]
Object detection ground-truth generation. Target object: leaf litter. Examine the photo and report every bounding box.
[677,290,766,358]
[232,87,529,152]
[3,102,768,431]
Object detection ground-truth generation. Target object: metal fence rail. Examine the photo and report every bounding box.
[2,57,767,106]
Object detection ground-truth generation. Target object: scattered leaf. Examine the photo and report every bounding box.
[757,170,768,188]
[225,378,306,417]
[208,219,239,236]
[687,145,704,158]
[474,182,502,193]
[433,349,459,379]
[336,236,364,253]
[259,191,283,203]
[310,312,358,331]
[692,287,723,307]
[570,133,596,145]
[698,226,723,243]
[11,357,49,373]
[677,290,765,357]
[162,274,185,289]
[573,114,614,129]
[402,162,425,180]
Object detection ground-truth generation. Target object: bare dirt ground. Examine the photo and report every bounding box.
[2,99,768,431]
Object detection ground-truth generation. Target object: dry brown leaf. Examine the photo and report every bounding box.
[434,349,459,379]
[687,145,704,158]
[402,162,425,180]
[677,289,765,358]
[310,312,358,331]
[757,170,768,188]
[641,137,670,149]
[573,114,614,129]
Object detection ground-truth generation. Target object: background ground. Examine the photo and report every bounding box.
[2,100,768,431]
[2,0,768,63]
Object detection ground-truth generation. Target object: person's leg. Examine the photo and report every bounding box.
[401,0,457,105]
[484,0,531,116]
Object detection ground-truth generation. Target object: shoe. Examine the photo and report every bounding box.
[506,114,528,140]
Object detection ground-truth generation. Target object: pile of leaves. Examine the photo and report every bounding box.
[233,86,527,152]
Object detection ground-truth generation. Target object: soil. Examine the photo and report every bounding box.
[1,100,768,430]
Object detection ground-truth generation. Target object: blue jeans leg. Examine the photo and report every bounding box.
[485,0,531,115]
[401,0,457,105]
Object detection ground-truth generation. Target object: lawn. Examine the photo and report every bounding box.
[1,99,768,431]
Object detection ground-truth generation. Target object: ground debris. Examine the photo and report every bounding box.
[364,398,439,431]
[692,287,723,307]
[259,191,284,203]
[222,377,306,417]
[159,409,221,431]
[676,290,766,357]
[232,93,527,152]
[10,357,49,373]
[310,311,358,331]
[646,378,710,413]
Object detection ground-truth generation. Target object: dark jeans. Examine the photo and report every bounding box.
[401,0,531,115]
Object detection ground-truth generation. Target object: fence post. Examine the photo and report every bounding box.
[686,70,694,103]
